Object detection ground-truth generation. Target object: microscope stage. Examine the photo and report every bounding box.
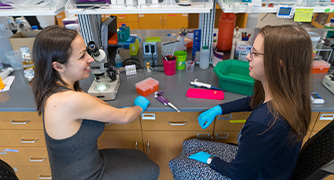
[88,75,120,100]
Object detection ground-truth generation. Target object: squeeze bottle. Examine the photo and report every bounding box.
[199,46,209,69]
[217,13,236,52]
[115,50,123,68]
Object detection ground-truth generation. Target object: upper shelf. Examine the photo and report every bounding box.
[0,0,67,16]
[217,1,334,13]
[65,0,213,15]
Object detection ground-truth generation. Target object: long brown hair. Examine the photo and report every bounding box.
[251,25,312,143]
[32,25,82,115]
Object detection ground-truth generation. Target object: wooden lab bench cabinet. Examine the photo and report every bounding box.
[1,111,332,180]
[0,112,51,180]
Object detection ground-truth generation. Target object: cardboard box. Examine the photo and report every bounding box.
[9,31,40,52]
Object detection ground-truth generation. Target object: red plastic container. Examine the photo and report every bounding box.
[135,77,159,97]
[163,55,177,76]
[312,60,331,74]
[217,13,236,52]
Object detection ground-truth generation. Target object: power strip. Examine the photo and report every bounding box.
[322,74,334,95]
[162,41,186,56]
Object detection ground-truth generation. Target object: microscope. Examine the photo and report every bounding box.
[87,41,120,100]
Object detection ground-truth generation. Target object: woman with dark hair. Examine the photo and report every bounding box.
[32,25,159,180]
[170,25,313,179]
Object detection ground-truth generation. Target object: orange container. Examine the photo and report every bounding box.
[217,13,236,52]
[312,60,330,74]
[135,77,159,97]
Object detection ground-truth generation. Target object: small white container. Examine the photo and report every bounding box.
[199,46,210,69]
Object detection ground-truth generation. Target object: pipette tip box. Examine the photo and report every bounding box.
[135,77,159,97]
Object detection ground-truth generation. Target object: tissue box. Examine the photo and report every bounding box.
[9,31,40,52]
[135,77,159,97]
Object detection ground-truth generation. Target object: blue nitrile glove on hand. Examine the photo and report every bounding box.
[134,96,150,114]
[188,151,212,164]
[198,105,222,129]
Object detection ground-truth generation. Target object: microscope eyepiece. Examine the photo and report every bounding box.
[87,41,100,57]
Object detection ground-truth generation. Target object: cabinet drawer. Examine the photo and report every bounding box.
[141,112,212,131]
[215,112,250,131]
[0,148,49,167]
[0,130,45,147]
[312,112,334,132]
[213,130,240,145]
[104,118,141,131]
[115,14,138,22]
[97,130,143,150]
[0,112,43,130]
[142,130,212,180]
[14,166,52,180]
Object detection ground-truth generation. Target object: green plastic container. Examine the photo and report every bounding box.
[213,59,254,96]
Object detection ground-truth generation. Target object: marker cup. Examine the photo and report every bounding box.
[163,55,177,76]
[174,51,187,70]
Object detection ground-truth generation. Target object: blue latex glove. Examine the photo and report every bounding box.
[188,151,212,164]
[134,96,150,114]
[198,105,222,129]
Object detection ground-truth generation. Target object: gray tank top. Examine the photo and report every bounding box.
[43,87,106,180]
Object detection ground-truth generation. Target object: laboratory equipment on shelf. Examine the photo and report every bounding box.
[87,41,120,101]
[322,72,334,95]
[154,91,180,112]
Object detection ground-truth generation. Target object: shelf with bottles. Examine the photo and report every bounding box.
[0,0,67,16]
[217,0,334,13]
[65,0,213,15]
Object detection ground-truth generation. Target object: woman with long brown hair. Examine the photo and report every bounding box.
[32,25,159,180]
[170,24,312,179]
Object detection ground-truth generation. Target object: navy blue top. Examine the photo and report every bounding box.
[210,96,301,180]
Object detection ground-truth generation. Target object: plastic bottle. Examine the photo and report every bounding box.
[217,12,236,52]
[15,17,32,32]
[115,49,123,68]
[20,46,35,84]
[0,23,14,65]
[199,46,209,69]
[212,33,217,48]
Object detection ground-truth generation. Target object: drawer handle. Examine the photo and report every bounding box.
[20,138,38,143]
[215,133,229,139]
[135,141,138,150]
[147,142,150,155]
[11,120,30,125]
[118,17,125,19]
[197,133,210,139]
[229,120,246,123]
[168,121,187,126]
[38,175,52,179]
[218,114,232,120]
[105,122,112,125]
[29,157,46,162]
[142,113,155,120]
[320,114,334,121]
[0,149,7,155]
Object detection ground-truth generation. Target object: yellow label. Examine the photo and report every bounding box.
[229,120,247,123]
[0,77,4,90]
[294,8,313,22]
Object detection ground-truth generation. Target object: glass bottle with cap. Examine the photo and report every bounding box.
[144,62,153,75]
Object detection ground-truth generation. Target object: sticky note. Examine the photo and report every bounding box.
[294,8,314,22]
